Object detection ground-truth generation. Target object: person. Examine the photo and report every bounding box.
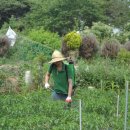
[44,50,73,103]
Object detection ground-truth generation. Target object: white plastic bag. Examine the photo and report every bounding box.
[6,26,17,47]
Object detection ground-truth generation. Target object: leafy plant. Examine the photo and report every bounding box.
[101,38,120,58]
[0,36,10,57]
[79,34,99,59]
[91,22,113,42]
[5,36,53,62]
[117,48,130,63]
[27,29,61,49]
[63,31,82,50]
[124,41,130,51]
[76,58,130,89]
[0,88,129,130]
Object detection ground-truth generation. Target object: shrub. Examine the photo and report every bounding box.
[117,48,130,63]
[61,39,69,57]
[0,71,6,87]
[79,35,98,59]
[5,36,53,62]
[0,36,10,57]
[27,29,61,49]
[124,41,130,51]
[63,31,82,50]
[101,39,120,58]
[91,22,113,42]
[76,58,130,89]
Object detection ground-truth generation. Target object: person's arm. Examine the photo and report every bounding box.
[65,78,73,102]
[68,78,73,97]
[45,72,50,83]
[65,64,73,102]
[44,72,50,88]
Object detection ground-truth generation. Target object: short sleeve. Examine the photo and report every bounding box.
[48,64,53,74]
[66,65,73,79]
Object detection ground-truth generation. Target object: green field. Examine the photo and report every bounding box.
[0,88,130,130]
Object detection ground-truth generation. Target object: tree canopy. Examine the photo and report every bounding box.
[0,0,130,35]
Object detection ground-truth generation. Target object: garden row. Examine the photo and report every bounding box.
[0,88,129,130]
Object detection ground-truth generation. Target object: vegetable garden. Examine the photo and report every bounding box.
[0,87,130,130]
[0,1,130,129]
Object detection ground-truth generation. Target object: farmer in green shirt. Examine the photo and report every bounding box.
[45,50,73,102]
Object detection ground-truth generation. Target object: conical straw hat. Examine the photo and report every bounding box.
[48,50,66,64]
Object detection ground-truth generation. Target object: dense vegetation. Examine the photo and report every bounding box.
[0,0,130,129]
[0,88,130,129]
[1,0,130,35]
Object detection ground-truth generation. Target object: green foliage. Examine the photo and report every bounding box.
[91,22,113,42]
[63,31,82,50]
[120,23,130,43]
[0,88,129,129]
[0,0,30,28]
[114,32,125,44]
[0,0,130,36]
[0,71,7,87]
[32,56,47,87]
[124,22,130,32]
[22,0,106,35]
[117,48,130,63]
[2,15,25,32]
[0,64,20,90]
[27,29,61,49]
[4,35,53,62]
[124,41,130,51]
[34,54,47,65]
[104,0,130,27]
[76,58,130,89]
[101,38,120,58]
[0,36,10,57]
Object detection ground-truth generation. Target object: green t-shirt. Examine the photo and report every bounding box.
[48,62,72,94]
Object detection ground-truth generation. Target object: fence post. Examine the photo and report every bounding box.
[79,99,82,130]
[116,94,120,119]
[124,81,129,130]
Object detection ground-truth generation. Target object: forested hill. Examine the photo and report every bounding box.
[0,0,130,35]
[0,0,30,28]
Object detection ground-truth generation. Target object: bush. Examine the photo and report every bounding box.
[63,31,82,50]
[5,36,53,62]
[124,41,130,51]
[91,22,113,42]
[0,36,10,57]
[101,39,120,58]
[61,39,69,57]
[117,48,130,63]
[76,58,130,89]
[27,29,61,49]
[79,35,98,59]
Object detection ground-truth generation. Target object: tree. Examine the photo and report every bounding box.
[104,0,130,27]
[0,0,30,28]
[42,0,106,35]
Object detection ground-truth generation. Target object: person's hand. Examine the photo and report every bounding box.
[45,83,50,89]
[65,96,72,103]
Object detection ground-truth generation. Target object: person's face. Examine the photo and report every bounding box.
[54,61,62,66]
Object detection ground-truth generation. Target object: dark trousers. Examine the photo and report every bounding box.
[51,91,67,101]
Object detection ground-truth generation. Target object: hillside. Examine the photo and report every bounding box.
[0,0,130,129]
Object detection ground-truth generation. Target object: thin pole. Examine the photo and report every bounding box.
[124,81,129,130]
[116,95,119,118]
[79,99,82,130]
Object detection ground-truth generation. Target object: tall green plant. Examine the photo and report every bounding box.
[27,29,61,49]
[63,31,82,50]
[91,22,113,42]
